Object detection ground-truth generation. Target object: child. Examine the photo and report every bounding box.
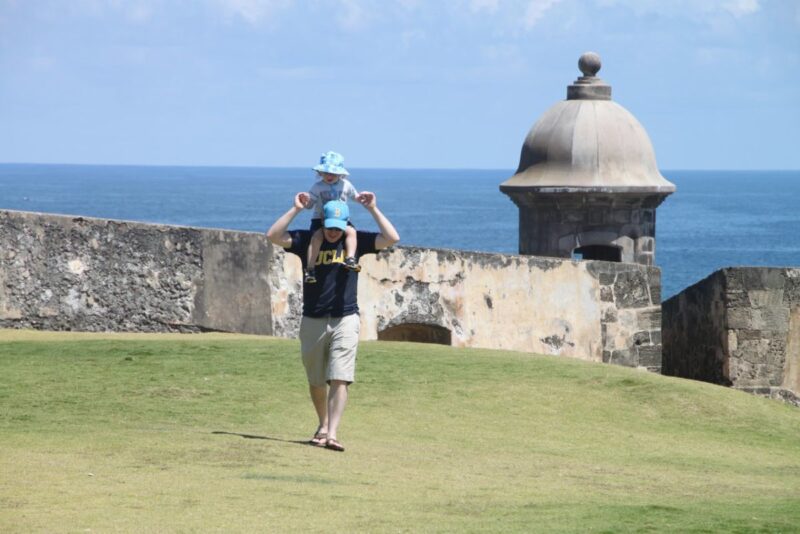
[304,151,360,284]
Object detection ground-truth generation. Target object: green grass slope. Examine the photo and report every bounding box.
[1,330,799,533]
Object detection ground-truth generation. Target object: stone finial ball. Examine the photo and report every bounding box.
[578,52,602,77]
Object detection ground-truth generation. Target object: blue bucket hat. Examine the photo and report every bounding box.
[323,200,349,230]
[313,151,350,176]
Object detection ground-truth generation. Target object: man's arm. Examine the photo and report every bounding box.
[357,192,399,250]
[266,193,308,248]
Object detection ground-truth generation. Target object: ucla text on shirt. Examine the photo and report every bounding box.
[316,249,345,266]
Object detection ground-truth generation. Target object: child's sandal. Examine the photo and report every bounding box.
[343,257,361,272]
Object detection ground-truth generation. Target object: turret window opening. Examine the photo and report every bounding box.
[573,245,622,262]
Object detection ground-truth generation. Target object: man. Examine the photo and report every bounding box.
[266,191,400,452]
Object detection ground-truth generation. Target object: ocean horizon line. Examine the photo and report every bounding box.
[2,162,799,174]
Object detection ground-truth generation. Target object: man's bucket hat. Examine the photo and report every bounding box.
[323,200,349,231]
[313,151,350,176]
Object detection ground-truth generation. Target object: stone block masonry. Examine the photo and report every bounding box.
[0,210,274,334]
[1,209,663,370]
[315,246,660,368]
[662,267,800,406]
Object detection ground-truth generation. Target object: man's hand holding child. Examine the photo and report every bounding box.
[295,192,311,210]
[357,192,376,209]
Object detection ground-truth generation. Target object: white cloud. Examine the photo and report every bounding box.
[466,0,565,30]
[523,0,564,28]
[395,0,423,9]
[212,0,368,30]
[212,0,292,25]
[470,0,500,13]
[723,0,760,18]
[63,0,160,23]
[205,0,564,33]
[336,0,368,30]
[595,0,762,20]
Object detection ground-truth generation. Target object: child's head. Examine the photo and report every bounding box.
[317,171,343,185]
[313,151,349,184]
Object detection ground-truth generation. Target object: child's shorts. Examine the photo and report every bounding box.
[309,218,356,232]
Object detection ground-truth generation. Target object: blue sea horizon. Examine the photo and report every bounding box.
[2,163,799,300]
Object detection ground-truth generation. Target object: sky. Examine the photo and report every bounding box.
[1,0,798,170]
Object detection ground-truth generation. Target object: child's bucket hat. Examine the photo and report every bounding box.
[313,151,350,176]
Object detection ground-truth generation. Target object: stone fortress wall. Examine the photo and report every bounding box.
[4,208,799,403]
[0,209,664,371]
[662,267,800,405]
[3,52,796,402]
[0,210,276,334]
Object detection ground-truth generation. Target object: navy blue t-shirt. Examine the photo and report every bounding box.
[285,229,378,318]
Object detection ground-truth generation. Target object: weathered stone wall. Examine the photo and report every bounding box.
[661,271,729,384]
[1,209,663,370]
[663,267,800,405]
[0,210,274,334]
[264,240,663,369]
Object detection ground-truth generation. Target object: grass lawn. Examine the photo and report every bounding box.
[1,329,799,533]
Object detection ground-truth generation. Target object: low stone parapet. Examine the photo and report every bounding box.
[1,209,663,370]
[663,267,800,405]
[272,244,663,368]
[0,209,274,334]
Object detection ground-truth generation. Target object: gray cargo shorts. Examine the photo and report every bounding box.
[299,314,360,386]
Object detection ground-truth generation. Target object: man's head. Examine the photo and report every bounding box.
[322,200,349,242]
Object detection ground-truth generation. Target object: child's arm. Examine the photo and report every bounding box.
[343,179,359,200]
[306,182,324,210]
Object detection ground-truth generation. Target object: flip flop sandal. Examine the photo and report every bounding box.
[325,438,345,452]
[309,432,327,447]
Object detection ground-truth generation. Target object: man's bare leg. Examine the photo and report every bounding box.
[326,380,349,449]
[309,384,328,444]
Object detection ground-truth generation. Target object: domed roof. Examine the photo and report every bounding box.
[501,53,676,194]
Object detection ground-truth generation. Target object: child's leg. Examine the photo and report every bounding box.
[343,226,361,272]
[307,229,324,271]
[344,226,357,259]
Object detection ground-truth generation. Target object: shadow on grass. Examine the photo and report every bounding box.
[211,431,309,446]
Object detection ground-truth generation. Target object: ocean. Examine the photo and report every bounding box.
[1,163,798,299]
